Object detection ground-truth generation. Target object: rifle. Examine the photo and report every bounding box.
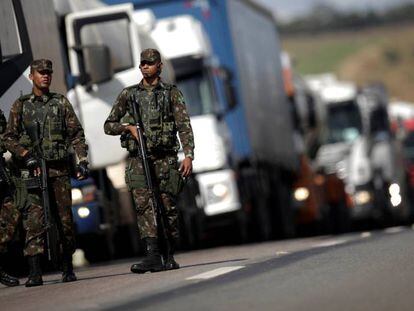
[0,156,10,186]
[26,121,60,266]
[130,95,171,264]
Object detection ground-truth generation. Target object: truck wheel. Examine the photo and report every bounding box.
[277,184,296,238]
[235,210,249,243]
[255,196,272,241]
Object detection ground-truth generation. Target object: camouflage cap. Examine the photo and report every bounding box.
[140,48,161,63]
[30,59,53,73]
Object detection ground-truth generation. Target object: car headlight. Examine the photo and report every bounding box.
[207,182,229,204]
[72,188,83,205]
[77,206,90,218]
[294,187,309,202]
[354,190,371,205]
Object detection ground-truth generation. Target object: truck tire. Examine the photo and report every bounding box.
[255,196,272,241]
[276,183,296,239]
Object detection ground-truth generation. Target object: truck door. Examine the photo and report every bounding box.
[65,4,141,169]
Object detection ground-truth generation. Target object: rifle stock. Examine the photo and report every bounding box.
[130,95,171,263]
[0,156,10,186]
[26,122,60,266]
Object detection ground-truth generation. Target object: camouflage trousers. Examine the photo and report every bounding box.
[125,154,184,240]
[0,186,20,254]
[21,175,75,256]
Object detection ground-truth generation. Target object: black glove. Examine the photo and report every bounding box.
[76,161,89,180]
[24,153,40,170]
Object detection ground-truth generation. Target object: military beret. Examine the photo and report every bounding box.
[30,59,53,73]
[140,49,161,63]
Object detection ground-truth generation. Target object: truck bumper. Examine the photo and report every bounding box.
[195,169,241,217]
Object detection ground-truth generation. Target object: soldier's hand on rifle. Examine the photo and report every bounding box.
[179,157,193,177]
[125,125,141,143]
[76,161,89,180]
[23,151,41,176]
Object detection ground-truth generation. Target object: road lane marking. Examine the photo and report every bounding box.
[360,232,372,238]
[186,266,245,280]
[312,239,347,248]
[384,226,405,234]
[276,251,290,257]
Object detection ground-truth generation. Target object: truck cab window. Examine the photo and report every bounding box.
[324,101,363,144]
[177,72,215,117]
[80,18,133,74]
[0,1,22,63]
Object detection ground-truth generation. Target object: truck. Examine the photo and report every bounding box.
[281,54,350,234]
[306,75,410,225]
[105,0,300,242]
[0,0,174,261]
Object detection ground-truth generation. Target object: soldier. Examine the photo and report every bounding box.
[0,109,20,287]
[104,48,194,273]
[3,59,89,287]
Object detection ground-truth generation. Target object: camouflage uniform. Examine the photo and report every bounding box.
[3,91,88,257]
[0,109,20,255]
[104,79,194,240]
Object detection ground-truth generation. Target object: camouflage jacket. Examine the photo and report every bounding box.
[104,79,194,159]
[3,92,88,177]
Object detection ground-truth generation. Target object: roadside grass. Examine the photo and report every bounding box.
[281,23,414,101]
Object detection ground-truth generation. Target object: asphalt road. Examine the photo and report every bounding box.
[1,226,414,310]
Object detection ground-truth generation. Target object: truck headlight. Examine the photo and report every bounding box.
[390,194,402,207]
[72,188,83,205]
[389,183,402,207]
[354,190,371,205]
[388,183,400,196]
[77,206,90,218]
[294,187,309,202]
[207,182,229,204]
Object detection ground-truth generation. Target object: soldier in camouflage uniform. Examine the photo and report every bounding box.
[4,59,89,287]
[0,109,20,287]
[104,49,194,273]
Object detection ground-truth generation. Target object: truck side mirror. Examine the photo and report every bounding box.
[83,45,113,84]
[222,67,237,110]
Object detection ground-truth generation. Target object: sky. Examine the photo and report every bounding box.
[255,0,414,22]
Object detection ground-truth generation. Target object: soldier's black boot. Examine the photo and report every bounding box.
[0,261,20,287]
[25,255,43,287]
[130,238,164,273]
[62,254,77,283]
[164,239,180,271]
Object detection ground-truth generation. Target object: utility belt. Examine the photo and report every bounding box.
[19,159,69,189]
[24,177,40,190]
[128,148,176,160]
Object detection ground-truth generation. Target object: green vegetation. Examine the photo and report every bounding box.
[281,23,414,101]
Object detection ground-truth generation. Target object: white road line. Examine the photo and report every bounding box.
[360,232,372,238]
[384,226,405,234]
[312,239,347,248]
[186,266,245,280]
[276,251,290,257]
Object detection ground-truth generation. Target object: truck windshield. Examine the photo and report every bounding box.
[324,101,362,144]
[176,72,215,117]
[403,132,414,163]
[79,18,133,74]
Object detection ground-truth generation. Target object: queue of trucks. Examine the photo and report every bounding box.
[1,0,412,262]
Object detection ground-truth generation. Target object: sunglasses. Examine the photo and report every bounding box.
[140,60,157,66]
